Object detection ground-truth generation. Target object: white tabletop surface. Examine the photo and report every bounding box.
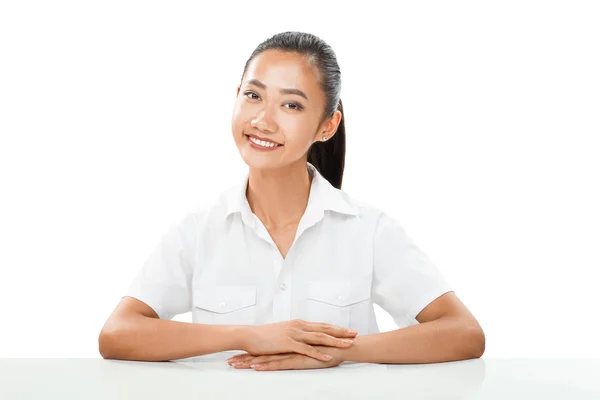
[1,352,599,399]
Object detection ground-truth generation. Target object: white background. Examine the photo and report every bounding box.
[1,1,598,358]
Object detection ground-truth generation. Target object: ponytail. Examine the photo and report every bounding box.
[307,99,345,189]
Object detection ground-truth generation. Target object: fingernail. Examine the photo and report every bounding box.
[342,339,354,343]
[324,354,332,360]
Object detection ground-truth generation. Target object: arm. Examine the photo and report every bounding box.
[225,292,485,370]
[98,296,246,361]
[335,292,485,364]
[362,211,485,364]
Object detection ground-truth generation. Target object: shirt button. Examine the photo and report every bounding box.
[337,295,344,301]
[280,283,287,291]
[219,301,226,308]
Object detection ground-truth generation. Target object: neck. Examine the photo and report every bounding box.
[246,159,313,229]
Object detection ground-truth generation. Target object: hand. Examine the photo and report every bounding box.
[227,345,345,371]
[240,319,357,362]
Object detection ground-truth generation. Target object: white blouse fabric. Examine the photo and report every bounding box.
[124,162,453,335]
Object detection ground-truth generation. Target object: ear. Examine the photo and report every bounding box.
[313,110,342,143]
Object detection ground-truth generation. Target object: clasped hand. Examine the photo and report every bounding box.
[226,320,356,371]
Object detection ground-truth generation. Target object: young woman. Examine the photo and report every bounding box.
[99,31,485,371]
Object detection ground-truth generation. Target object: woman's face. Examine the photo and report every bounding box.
[231,50,339,170]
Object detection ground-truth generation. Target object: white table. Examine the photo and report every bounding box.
[1,352,599,399]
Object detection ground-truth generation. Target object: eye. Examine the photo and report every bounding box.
[284,103,304,111]
[243,91,304,111]
[244,91,260,100]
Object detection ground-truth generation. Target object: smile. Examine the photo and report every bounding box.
[245,134,283,150]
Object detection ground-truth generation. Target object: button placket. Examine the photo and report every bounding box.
[273,258,292,322]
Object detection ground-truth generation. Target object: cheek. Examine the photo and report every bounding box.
[289,122,318,148]
[231,104,247,134]
[232,102,256,127]
[231,101,241,124]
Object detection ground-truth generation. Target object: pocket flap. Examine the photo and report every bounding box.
[307,279,371,307]
[193,285,257,314]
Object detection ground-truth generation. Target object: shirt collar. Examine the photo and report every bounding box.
[222,162,359,223]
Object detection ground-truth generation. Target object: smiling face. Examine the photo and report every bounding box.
[231,50,339,170]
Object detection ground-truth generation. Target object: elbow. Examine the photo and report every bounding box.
[466,325,486,359]
[98,328,121,360]
[98,330,113,359]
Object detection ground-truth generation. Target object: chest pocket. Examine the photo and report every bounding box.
[306,278,372,335]
[192,285,257,326]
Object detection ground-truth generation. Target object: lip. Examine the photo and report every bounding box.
[244,133,283,146]
[246,134,282,151]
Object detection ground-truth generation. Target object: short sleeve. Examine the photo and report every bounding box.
[372,212,452,327]
[123,213,196,320]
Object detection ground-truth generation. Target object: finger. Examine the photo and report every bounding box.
[293,342,332,362]
[228,353,252,360]
[231,361,253,368]
[252,357,302,371]
[251,360,285,371]
[298,331,354,348]
[232,352,295,367]
[227,354,253,363]
[247,353,292,365]
[305,322,358,338]
[232,363,253,369]
[229,357,256,367]
[228,350,295,363]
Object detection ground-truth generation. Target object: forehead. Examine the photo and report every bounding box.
[244,50,322,98]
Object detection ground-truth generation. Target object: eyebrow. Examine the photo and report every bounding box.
[245,79,309,101]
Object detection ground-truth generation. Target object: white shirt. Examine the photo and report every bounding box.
[125,162,452,335]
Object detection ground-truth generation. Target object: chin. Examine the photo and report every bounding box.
[247,159,282,170]
[238,151,278,170]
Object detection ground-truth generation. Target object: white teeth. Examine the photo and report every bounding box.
[249,136,278,148]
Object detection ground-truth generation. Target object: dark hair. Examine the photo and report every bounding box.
[240,31,346,189]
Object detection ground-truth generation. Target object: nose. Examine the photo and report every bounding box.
[251,108,277,133]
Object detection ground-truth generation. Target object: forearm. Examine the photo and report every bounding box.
[337,317,484,364]
[99,315,246,361]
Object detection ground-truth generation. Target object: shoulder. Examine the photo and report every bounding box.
[168,184,236,238]
[337,188,385,223]
[338,188,409,238]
